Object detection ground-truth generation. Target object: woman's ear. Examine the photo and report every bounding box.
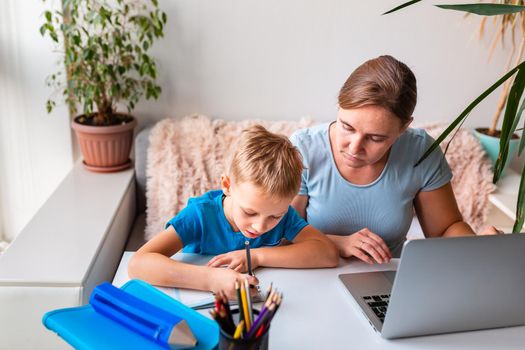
[401,117,414,133]
[220,174,231,195]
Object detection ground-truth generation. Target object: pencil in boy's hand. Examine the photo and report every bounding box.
[245,240,254,276]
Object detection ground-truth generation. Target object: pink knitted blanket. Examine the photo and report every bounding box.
[145,116,494,240]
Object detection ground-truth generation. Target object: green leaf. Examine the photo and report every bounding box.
[45,10,52,23]
[520,115,525,155]
[494,66,525,182]
[514,161,525,233]
[510,94,525,157]
[83,49,94,60]
[383,0,423,15]
[415,61,525,167]
[46,100,54,113]
[436,4,525,16]
[73,34,81,46]
[162,12,167,24]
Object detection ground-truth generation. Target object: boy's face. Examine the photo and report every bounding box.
[221,176,292,239]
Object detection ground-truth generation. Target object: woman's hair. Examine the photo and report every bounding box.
[338,55,417,124]
[229,124,303,198]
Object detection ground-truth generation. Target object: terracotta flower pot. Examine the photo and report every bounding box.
[71,116,137,173]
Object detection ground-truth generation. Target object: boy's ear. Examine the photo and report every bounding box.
[220,174,231,195]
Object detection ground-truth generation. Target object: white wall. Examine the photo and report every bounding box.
[0,1,73,242]
[134,0,510,130]
[0,1,519,242]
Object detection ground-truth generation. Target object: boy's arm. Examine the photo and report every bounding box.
[253,225,339,268]
[128,226,257,298]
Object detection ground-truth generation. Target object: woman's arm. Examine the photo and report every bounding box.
[128,226,257,299]
[291,194,308,219]
[326,229,391,263]
[414,182,500,237]
[291,194,391,263]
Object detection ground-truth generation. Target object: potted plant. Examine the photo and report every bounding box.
[384,2,525,232]
[40,0,167,172]
[471,1,522,174]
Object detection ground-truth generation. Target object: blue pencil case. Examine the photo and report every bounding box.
[42,279,219,350]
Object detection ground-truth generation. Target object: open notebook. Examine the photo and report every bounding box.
[113,251,263,309]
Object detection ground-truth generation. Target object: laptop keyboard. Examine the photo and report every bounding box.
[363,295,390,323]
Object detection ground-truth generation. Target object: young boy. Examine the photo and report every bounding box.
[128,125,339,298]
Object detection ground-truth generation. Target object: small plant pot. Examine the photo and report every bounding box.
[71,115,137,173]
[473,127,520,176]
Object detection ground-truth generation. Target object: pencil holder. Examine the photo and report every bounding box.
[219,308,270,350]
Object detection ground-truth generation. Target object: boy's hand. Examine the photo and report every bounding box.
[207,249,259,272]
[207,268,259,300]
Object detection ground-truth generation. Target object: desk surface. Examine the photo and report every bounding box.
[115,252,525,349]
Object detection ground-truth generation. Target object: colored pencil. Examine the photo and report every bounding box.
[233,320,245,339]
[240,279,251,329]
[244,278,254,328]
[245,240,254,276]
[235,280,245,329]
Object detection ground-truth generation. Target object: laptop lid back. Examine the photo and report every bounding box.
[382,234,525,339]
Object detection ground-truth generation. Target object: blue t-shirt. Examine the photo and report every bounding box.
[290,123,452,257]
[166,190,308,255]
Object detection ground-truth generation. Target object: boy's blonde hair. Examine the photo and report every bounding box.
[229,124,303,198]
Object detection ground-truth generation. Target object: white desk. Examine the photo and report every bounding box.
[114,252,525,349]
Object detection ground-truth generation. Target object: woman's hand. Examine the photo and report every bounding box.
[207,267,259,300]
[208,249,259,272]
[335,228,392,264]
[477,225,504,235]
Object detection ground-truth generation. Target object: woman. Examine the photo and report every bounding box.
[290,55,499,263]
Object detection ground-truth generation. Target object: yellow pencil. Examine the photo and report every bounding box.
[240,279,251,329]
[233,320,245,339]
[244,278,254,328]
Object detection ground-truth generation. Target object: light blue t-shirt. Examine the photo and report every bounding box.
[290,123,452,257]
[166,190,308,255]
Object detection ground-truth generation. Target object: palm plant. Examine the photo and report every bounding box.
[480,1,525,136]
[384,1,525,232]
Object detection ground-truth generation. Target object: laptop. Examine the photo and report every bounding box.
[338,234,525,339]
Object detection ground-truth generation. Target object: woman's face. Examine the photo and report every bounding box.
[333,105,411,169]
